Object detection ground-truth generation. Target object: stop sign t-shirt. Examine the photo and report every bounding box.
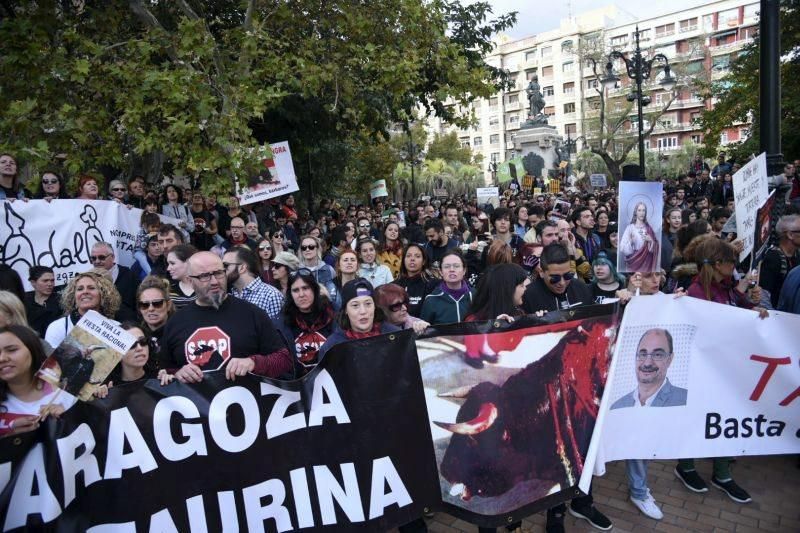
[158,296,287,371]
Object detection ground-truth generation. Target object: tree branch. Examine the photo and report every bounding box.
[128,0,178,61]
[175,0,200,20]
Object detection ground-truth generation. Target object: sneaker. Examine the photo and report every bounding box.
[711,476,752,503]
[630,492,664,520]
[568,504,613,531]
[674,466,709,493]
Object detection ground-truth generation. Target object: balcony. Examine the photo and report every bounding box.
[505,101,521,111]
[670,97,704,109]
[710,38,753,54]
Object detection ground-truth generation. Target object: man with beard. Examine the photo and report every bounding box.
[158,252,291,382]
[223,246,284,319]
[189,191,218,251]
[423,218,459,272]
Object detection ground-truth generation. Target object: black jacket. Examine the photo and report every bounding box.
[522,277,593,314]
[115,265,139,322]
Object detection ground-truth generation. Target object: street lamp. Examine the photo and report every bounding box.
[488,160,498,185]
[562,133,588,155]
[399,133,424,199]
[596,25,676,179]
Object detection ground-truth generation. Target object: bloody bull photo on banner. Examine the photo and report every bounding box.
[416,305,617,524]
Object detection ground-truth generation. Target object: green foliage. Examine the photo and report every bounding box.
[697,0,799,160]
[425,131,474,164]
[0,0,516,196]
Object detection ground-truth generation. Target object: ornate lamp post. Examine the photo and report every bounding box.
[597,25,676,179]
[399,134,424,199]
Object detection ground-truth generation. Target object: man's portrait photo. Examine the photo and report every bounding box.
[611,327,688,409]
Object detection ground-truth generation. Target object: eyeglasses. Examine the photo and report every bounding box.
[222,261,241,270]
[138,299,165,310]
[548,272,575,284]
[188,269,226,282]
[636,350,670,361]
[42,178,59,185]
[111,187,126,192]
[300,244,317,251]
[90,254,110,262]
[131,336,150,349]
[388,299,409,312]
[259,245,272,251]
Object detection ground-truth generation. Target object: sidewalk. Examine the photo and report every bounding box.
[417,455,798,532]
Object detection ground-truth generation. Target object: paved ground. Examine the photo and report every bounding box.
[400,455,798,532]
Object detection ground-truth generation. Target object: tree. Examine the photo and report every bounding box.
[578,32,688,182]
[0,1,516,196]
[426,131,474,164]
[697,0,800,161]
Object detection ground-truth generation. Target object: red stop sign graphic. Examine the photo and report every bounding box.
[185,326,231,369]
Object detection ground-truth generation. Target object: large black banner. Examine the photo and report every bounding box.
[0,304,617,531]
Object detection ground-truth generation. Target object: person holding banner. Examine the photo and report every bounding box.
[34,170,67,200]
[136,276,175,357]
[420,250,473,326]
[395,244,439,318]
[0,325,76,437]
[674,237,765,503]
[0,153,29,200]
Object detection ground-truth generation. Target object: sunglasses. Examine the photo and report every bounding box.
[273,234,284,239]
[111,187,126,192]
[358,224,370,228]
[388,299,409,312]
[138,299,165,310]
[548,272,575,284]
[289,268,313,281]
[131,336,150,349]
[259,244,272,251]
[42,178,59,185]
[90,254,110,262]
[300,244,317,251]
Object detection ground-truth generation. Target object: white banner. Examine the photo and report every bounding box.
[733,152,768,262]
[236,141,299,206]
[370,179,388,200]
[0,200,180,290]
[580,294,800,492]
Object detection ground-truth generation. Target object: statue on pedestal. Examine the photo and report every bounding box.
[523,75,548,127]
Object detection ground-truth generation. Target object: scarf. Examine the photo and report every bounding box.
[293,306,334,333]
[344,322,382,340]
[440,280,470,300]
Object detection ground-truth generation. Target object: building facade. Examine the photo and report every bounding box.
[425,0,758,182]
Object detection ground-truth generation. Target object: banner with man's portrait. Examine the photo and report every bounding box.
[580,294,800,492]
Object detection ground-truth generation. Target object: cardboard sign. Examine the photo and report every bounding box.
[733,153,769,262]
[433,188,448,198]
[370,179,389,200]
[590,174,608,188]
[236,141,299,206]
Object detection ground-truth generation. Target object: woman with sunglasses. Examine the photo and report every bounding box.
[318,279,400,359]
[34,171,67,200]
[374,283,430,335]
[357,237,393,288]
[136,276,175,353]
[298,235,338,301]
[45,270,121,347]
[394,243,438,318]
[107,179,128,203]
[268,228,287,256]
[166,244,198,310]
[270,252,300,297]
[257,240,276,283]
[420,250,473,326]
[275,271,335,376]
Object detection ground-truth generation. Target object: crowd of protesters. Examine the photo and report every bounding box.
[2,149,800,532]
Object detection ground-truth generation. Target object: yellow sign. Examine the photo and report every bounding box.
[522,175,533,190]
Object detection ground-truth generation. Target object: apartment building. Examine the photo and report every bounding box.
[425,0,759,181]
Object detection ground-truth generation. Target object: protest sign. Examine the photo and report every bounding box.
[521,175,533,191]
[752,190,776,266]
[37,310,137,401]
[236,141,299,206]
[580,295,800,493]
[0,200,180,291]
[370,179,389,200]
[617,182,664,273]
[1,306,618,531]
[476,187,499,208]
[433,188,448,198]
[589,174,607,188]
[733,152,769,262]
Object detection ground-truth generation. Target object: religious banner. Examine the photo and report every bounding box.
[417,305,618,527]
[617,182,664,273]
[0,200,180,290]
[732,152,769,262]
[580,295,800,493]
[236,141,299,206]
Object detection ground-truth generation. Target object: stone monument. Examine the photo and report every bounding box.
[512,75,564,178]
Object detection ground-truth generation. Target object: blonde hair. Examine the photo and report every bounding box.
[60,270,121,318]
[0,290,28,326]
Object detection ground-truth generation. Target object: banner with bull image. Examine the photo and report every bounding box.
[580,295,800,494]
[417,304,619,527]
[0,200,180,291]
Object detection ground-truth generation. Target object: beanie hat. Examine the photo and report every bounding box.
[340,278,374,308]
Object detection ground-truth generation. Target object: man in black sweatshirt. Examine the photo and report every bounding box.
[522,242,594,313]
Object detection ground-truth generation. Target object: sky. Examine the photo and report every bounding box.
[486,0,704,39]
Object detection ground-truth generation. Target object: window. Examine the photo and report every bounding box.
[680,17,698,32]
[564,103,576,113]
[525,50,537,62]
[644,140,651,150]
[703,14,714,31]
[691,134,702,144]
[720,131,729,145]
[489,134,500,145]
[489,115,499,126]
[638,29,651,41]
[587,79,599,90]
[685,61,703,74]
[690,111,701,123]
[460,139,470,148]
[659,116,673,127]
[562,61,574,73]
[541,66,553,78]
[742,26,758,40]
[712,55,731,72]
[565,123,577,135]
[507,94,519,104]
[563,82,575,95]
[744,3,759,20]
[654,92,669,105]
[473,137,483,147]
[610,34,627,46]
[561,40,574,54]
[489,97,498,107]
[719,8,739,27]
[543,85,554,97]
[526,70,538,81]
[508,115,519,125]
[656,137,678,149]
[491,152,500,162]
[541,46,552,57]
[544,106,555,117]
[655,23,675,38]
[589,99,601,110]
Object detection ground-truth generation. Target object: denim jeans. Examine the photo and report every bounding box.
[625,459,649,500]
